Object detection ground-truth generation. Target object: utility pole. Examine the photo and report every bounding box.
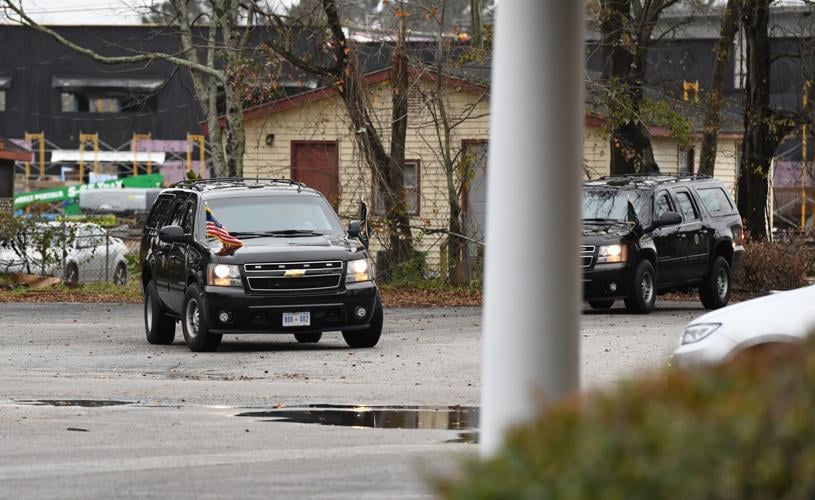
[480,0,584,457]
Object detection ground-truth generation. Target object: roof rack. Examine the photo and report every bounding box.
[169,177,307,192]
[595,173,713,184]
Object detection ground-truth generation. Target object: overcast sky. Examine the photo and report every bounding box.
[2,0,295,25]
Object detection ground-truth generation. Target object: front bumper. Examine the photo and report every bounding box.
[583,263,632,300]
[203,281,378,334]
[671,332,738,369]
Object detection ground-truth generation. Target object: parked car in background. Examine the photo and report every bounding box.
[582,174,744,314]
[672,285,815,368]
[0,222,129,285]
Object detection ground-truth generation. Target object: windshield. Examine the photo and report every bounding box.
[202,195,344,239]
[582,188,652,226]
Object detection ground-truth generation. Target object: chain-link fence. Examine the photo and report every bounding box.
[0,219,142,286]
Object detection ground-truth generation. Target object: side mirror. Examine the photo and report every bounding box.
[159,225,191,244]
[350,199,370,249]
[654,211,682,228]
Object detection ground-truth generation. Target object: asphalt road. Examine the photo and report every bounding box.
[0,301,704,499]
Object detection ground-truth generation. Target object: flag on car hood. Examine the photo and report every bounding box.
[205,205,244,253]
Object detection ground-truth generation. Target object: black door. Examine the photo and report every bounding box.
[652,190,684,286]
[166,198,196,314]
[155,196,188,313]
[673,189,709,280]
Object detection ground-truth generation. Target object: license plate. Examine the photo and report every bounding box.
[282,311,310,327]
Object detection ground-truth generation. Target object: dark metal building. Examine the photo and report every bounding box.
[0,25,205,149]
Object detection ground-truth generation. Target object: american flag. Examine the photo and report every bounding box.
[205,206,244,249]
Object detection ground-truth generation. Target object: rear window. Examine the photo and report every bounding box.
[696,187,734,215]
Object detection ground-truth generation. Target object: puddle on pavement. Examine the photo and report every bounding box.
[235,404,479,432]
[15,399,133,408]
[446,431,479,444]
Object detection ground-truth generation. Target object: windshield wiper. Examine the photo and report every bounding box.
[228,231,274,239]
[261,230,326,237]
[582,218,621,223]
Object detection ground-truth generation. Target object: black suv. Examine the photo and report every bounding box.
[582,174,744,314]
[139,178,381,352]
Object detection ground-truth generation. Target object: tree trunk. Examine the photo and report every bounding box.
[699,0,741,177]
[470,0,483,50]
[601,0,659,174]
[738,0,776,239]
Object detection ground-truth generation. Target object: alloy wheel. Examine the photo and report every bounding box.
[185,298,200,339]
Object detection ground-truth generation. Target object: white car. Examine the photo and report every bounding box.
[0,222,129,285]
[672,285,815,367]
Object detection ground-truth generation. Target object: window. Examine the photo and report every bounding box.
[696,187,734,215]
[146,196,174,229]
[203,196,343,237]
[678,147,695,175]
[181,201,197,233]
[61,91,156,113]
[374,160,421,216]
[675,191,699,221]
[654,192,674,219]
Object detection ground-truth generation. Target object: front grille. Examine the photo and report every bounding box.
[248,275,342,291]
[244,261,344,292]
[581,246,595,268]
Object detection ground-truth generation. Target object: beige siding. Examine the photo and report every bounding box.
[243,80,490,273]
[243,87,740,275]
[584,127,610,179]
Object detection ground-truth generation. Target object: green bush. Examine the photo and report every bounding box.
[734,239,810,294]
[437,342,815,499]
[382,250,429,286]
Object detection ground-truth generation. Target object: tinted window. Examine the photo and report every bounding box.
[696,187,734,215]
[180,201,196,233]
[146,195,174,229]
[169,196,190,227]
[675,191,699,221]
[654,192,674,219]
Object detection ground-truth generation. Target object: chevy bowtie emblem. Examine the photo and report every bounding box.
[284,269,306,277]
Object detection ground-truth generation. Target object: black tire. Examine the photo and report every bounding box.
[113,262,127,286]
[342,299,383,348]
[699,256,731,310]
[624,259,657,314]
[64,263,79,286]
[181,283,222,352]
[144,279,175,345]
[588,300,615,310]
[294,332,322,343]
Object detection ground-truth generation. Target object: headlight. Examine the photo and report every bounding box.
[597,244,627,263]
[681,323,721,345]
[207,264,242,287]
[345,258,372,283]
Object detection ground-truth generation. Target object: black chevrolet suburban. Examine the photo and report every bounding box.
[139,178,381,352]
[582,174,744,314]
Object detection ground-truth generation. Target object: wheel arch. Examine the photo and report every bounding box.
[713,238,734,266]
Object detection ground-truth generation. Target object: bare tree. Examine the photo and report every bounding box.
[260,0,416,272]
[699,0,742,176]
[1,0,263,177]
[598,0,681,174]
[411,0,489,284]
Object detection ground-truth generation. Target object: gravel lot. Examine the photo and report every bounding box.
[0,301,703,499]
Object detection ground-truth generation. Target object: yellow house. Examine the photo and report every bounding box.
[241,68,741,275]
[584,116,741,194]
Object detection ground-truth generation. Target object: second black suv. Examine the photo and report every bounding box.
[139,178,381,352]
[582,174,744,314]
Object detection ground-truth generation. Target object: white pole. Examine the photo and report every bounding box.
[480,0,584,457]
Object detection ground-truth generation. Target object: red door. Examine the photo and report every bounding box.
[291,141,340,209]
